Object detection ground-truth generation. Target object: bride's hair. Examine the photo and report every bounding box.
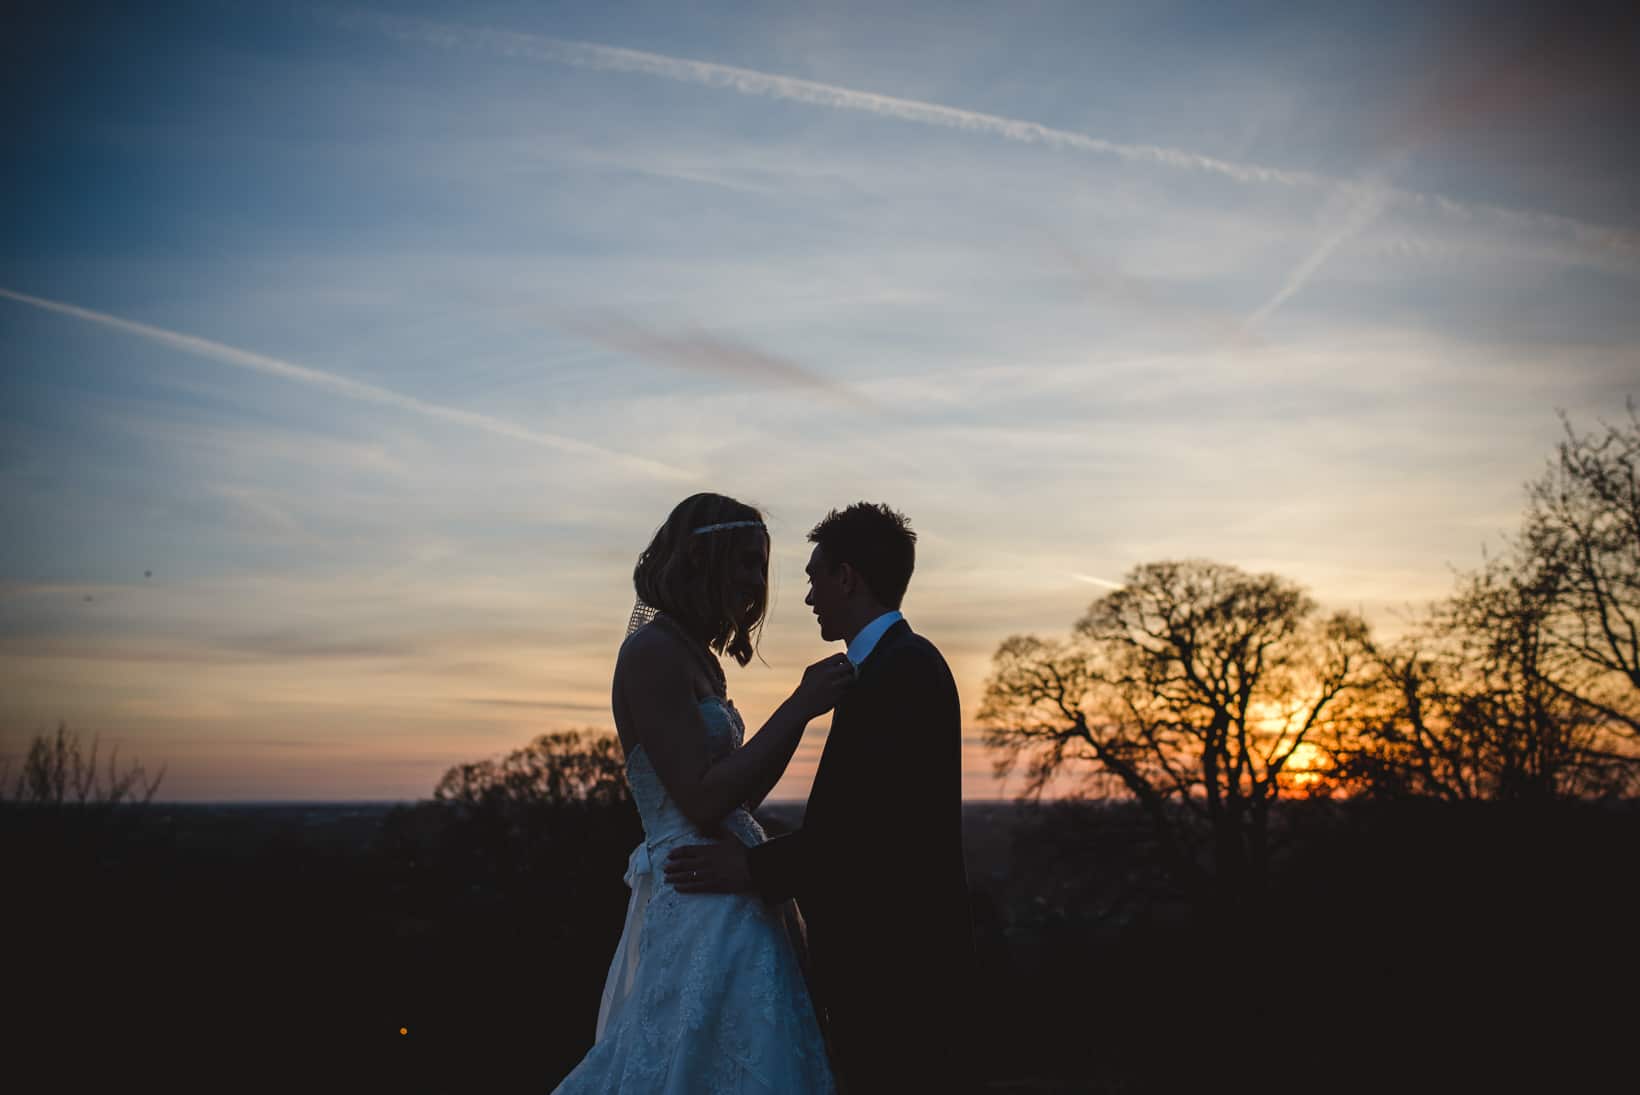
[633,493,769,666]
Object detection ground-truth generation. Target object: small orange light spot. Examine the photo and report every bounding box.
[400,1027,408,1036]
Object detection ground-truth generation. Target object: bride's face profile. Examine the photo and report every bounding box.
[633,492,768,666]
[730,533,770,618]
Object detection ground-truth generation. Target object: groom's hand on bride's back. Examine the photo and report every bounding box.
[665,840,754,894]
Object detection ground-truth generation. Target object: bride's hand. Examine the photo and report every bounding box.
[793,653,854,718]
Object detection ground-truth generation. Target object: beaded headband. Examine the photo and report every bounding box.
[691,520,766,535]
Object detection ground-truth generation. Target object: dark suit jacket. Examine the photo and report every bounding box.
[747,620,976,1093]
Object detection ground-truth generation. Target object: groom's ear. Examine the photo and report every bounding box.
[836,562,857,595]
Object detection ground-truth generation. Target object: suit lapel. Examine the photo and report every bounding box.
[853,619,910,683]
[808,621,913,820]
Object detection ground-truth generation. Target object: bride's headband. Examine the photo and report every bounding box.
[692,519,765,535]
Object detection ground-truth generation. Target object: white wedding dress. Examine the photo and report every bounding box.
[553,695,835,1093]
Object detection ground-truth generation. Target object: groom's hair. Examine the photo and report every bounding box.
[634,493,768,667]
[808,502,916,609]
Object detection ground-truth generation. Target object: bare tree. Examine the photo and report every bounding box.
[980,560,1373,909]
[1338,555,1633,801]
[1326,405,1640,800]
[1523,402,1640,742]
[6,723,165,807]
[1336,637,1493,802]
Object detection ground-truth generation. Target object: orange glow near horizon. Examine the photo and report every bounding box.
[1281,742,1327,793]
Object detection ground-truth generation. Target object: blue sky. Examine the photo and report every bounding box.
[2,0,1636,800]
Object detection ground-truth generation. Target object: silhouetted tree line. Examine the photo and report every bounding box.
[973,408,1640,1089]
[377,730,640,916]
[982,406,1640,918]
[360,731,645,1088]
[1,729,645,1091]
[430,729,631,810]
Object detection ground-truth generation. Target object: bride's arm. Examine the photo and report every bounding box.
[739,697,817,816]
[621,629,849,832]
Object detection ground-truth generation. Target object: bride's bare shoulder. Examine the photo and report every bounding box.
[616,621,688,676]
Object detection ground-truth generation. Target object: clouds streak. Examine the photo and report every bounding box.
[0,287,695,482]
[561,314,868,406]
[340,9,1637,266]
[342,9,1316,186]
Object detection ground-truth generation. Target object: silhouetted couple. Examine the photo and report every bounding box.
[552,494,976,1094]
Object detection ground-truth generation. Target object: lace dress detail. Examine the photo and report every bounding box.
[553,695,835,1094]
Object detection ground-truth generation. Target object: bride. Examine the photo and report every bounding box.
[553,493,849,1093]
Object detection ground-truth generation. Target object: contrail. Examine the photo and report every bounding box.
[332,9,1320,188]
[332,9,1637,262]
[1265,4,1640,304]
[0,287,697,482]
[1249,175,1395,327]
[1070,573,1124,590]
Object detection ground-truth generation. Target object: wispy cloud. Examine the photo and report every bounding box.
[560,313,869,406]
[218,631,428,661]
[207,484,312,540]
[0,287,696,482]
[1050,241,1263,349]
[335,9,1637,265]
[461,697,609,714]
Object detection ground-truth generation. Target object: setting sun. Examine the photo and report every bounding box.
[1282,743,1327,792]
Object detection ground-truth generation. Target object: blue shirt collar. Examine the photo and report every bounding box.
[846,610,904,669]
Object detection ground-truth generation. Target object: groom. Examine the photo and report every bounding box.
[665,502,976,1093]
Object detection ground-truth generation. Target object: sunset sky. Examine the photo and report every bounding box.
[3,1,1636,801]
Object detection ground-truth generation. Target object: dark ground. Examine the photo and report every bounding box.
[7,797,1637,1093]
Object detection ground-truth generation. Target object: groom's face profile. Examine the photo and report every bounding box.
[803,544,849,643]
